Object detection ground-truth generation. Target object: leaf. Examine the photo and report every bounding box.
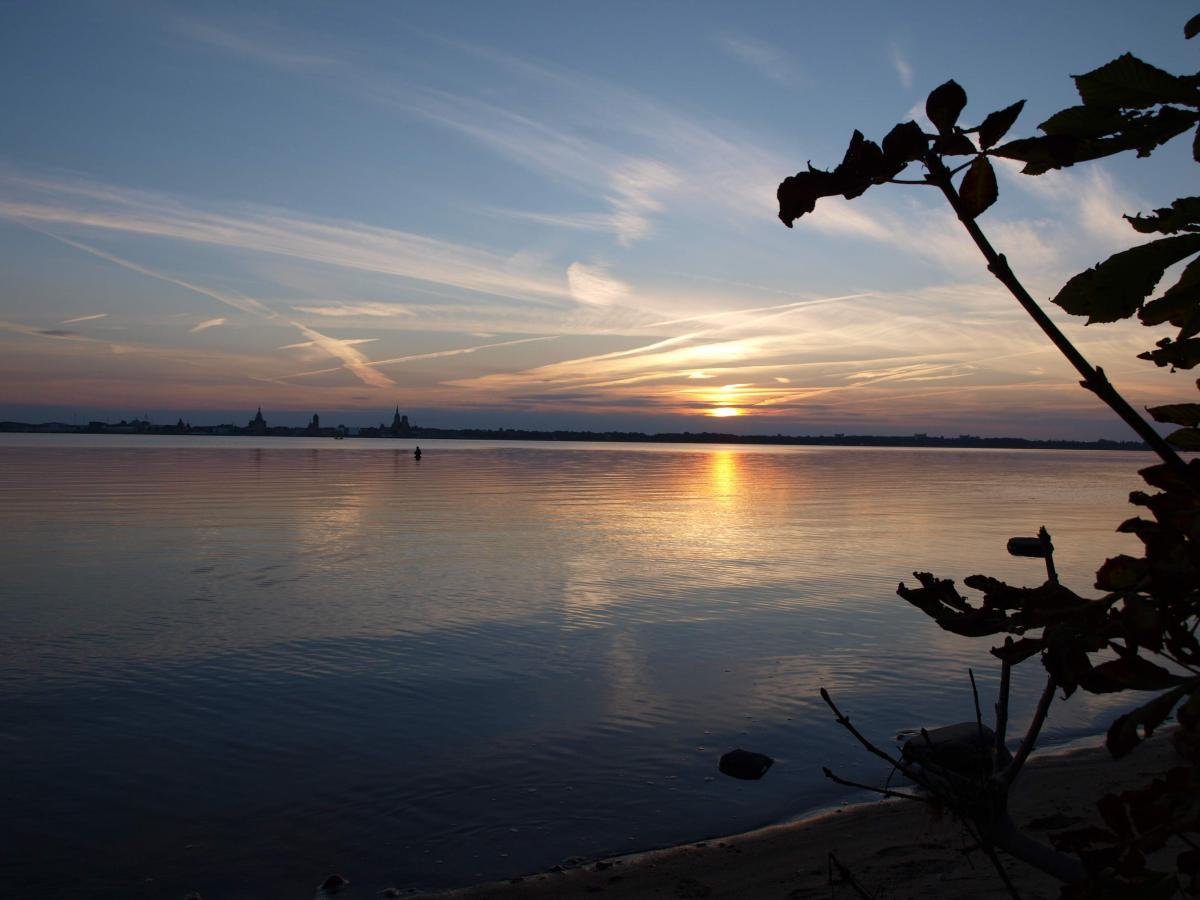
[932,132,976,156]
[926,80,967,134]
[990,636,1044,664]
[1139,256,1200,331]
[1139,337,1200,369]
[958,156,998,219]
[836,130,887,199]
[1040,104,1130,138]
[1080,656,1189,694]
[1053,233,1200,323]
[1043,638,1093,698]
[1096,554,1147,591]
[1147,402,1200,426]
[976,100,1025,150]
[1125,197,1200,234]
[1186,13,1200,40]
[1106,683,1193,758]
[777,166,845,226]
[881,121,927,175]
[1073,53,1199,109]
[990,134,1080,173]
[1166,427,1200,451]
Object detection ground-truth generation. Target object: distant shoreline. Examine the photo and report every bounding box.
[0,420,1149,451]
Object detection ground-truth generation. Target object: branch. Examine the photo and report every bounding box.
[828,853,876,900]
[822,767,931,803]
[820,688,938,793]
[995,648,1013,765]
[998,674,1057,790]
[923,152,1193,481]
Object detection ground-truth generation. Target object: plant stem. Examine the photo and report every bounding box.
[924,152,1192,481]
[999,674,1057,790]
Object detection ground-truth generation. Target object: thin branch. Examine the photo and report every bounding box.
[821,688,941,796]
[923,152,1192,481]
[995,649,1012,765]
[828,852,875,900]
[822,767,931,803]
[999,674,1058,790]
[887,177,935,185]
[969,668,985,743]
[981,841,1024,900]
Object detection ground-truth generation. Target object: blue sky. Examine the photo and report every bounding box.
[1,0,1196,437]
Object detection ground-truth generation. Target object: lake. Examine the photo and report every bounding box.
[0,435,1150,898]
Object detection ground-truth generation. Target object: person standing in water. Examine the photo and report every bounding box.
[414,446,422,460]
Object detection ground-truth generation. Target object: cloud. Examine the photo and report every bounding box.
[61,313,107,324]
[0,176,573,307]
[717,33,802,86]
[889,41,914,89]
[189,317,226,333]
[567,262,630,306]
[287,322,394,388]
[291,302,416,318]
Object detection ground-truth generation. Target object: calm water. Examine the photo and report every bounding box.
[0,435,1149,897]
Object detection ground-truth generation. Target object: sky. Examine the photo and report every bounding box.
[1,0,1196,438]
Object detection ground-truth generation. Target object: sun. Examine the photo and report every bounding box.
[709,408,743,418]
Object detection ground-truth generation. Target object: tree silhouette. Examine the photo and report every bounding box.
[779,14,1200,898]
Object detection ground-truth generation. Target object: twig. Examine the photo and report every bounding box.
[923,152,1192,481]
[820,688,936,793]
[822,767,931,803]
[969,668,985,742]
[995,648,1012,764]
[828,852,875,900]
[981,840,1023,900]
[999,674,1058,790]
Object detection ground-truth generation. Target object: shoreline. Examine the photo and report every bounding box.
[415,733,1178,900]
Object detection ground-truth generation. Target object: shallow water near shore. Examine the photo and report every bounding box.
[0,435,1150,898]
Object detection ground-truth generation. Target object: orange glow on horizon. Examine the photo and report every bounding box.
[709,407,743,418]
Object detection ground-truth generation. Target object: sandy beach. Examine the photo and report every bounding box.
[418,733,1179,900]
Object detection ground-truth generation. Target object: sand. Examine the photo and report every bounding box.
[415,733,1180,900]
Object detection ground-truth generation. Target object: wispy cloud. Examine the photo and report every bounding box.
[189,317,226,333]
[717,33,803,86]
[566,262,630,307]
[61,312,107,324]
[889,41,914,89]
[288,322,394,388]
[291,302,416,318]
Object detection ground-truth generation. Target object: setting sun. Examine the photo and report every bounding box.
[709,408,743,418]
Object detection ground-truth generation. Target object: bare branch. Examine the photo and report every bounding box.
[822,767,931,803]
[999,674,1057,789]
[828,852,876,900]
[820,688,937,792]
[995,649,1012,765]
[969,668,985,745]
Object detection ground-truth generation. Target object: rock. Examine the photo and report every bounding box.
[319,874,349,894]
[899,722,1011,777]
[718,748,774,780]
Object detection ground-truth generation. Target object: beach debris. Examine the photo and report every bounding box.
[718,748,774,780]
[898,722,1011,777]
[319,873,350,894]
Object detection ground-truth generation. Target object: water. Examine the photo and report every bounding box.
[0,435,1150,897]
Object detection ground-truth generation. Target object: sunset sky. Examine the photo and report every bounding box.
[1,0,1196,438]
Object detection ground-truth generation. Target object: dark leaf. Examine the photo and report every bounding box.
[1043,639,1093,698]
[1053,233,1200,324]
[1125,197,1200,234]
[931,132,976,156]
[990,636,1044,664]
[1139,337,1200,369]
[1039,104,1130,139]
[1137,459,1200,492]
[977,100,1025,150]
[958,156,998,219]
[1147,402,1200,426]
[777,166,845,226]
[1187,14,1200,40]
[837,130,887,199]
[1106,683,1193,758]
[1139,256,1200,331]
[1080,656,1188,694]
[1073,53,1199,109]
[1096,554,1145,590]
[1166,426,1200,451]
[926,80,967,134]
[881,121,928,174]
[990,134,1080,173]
